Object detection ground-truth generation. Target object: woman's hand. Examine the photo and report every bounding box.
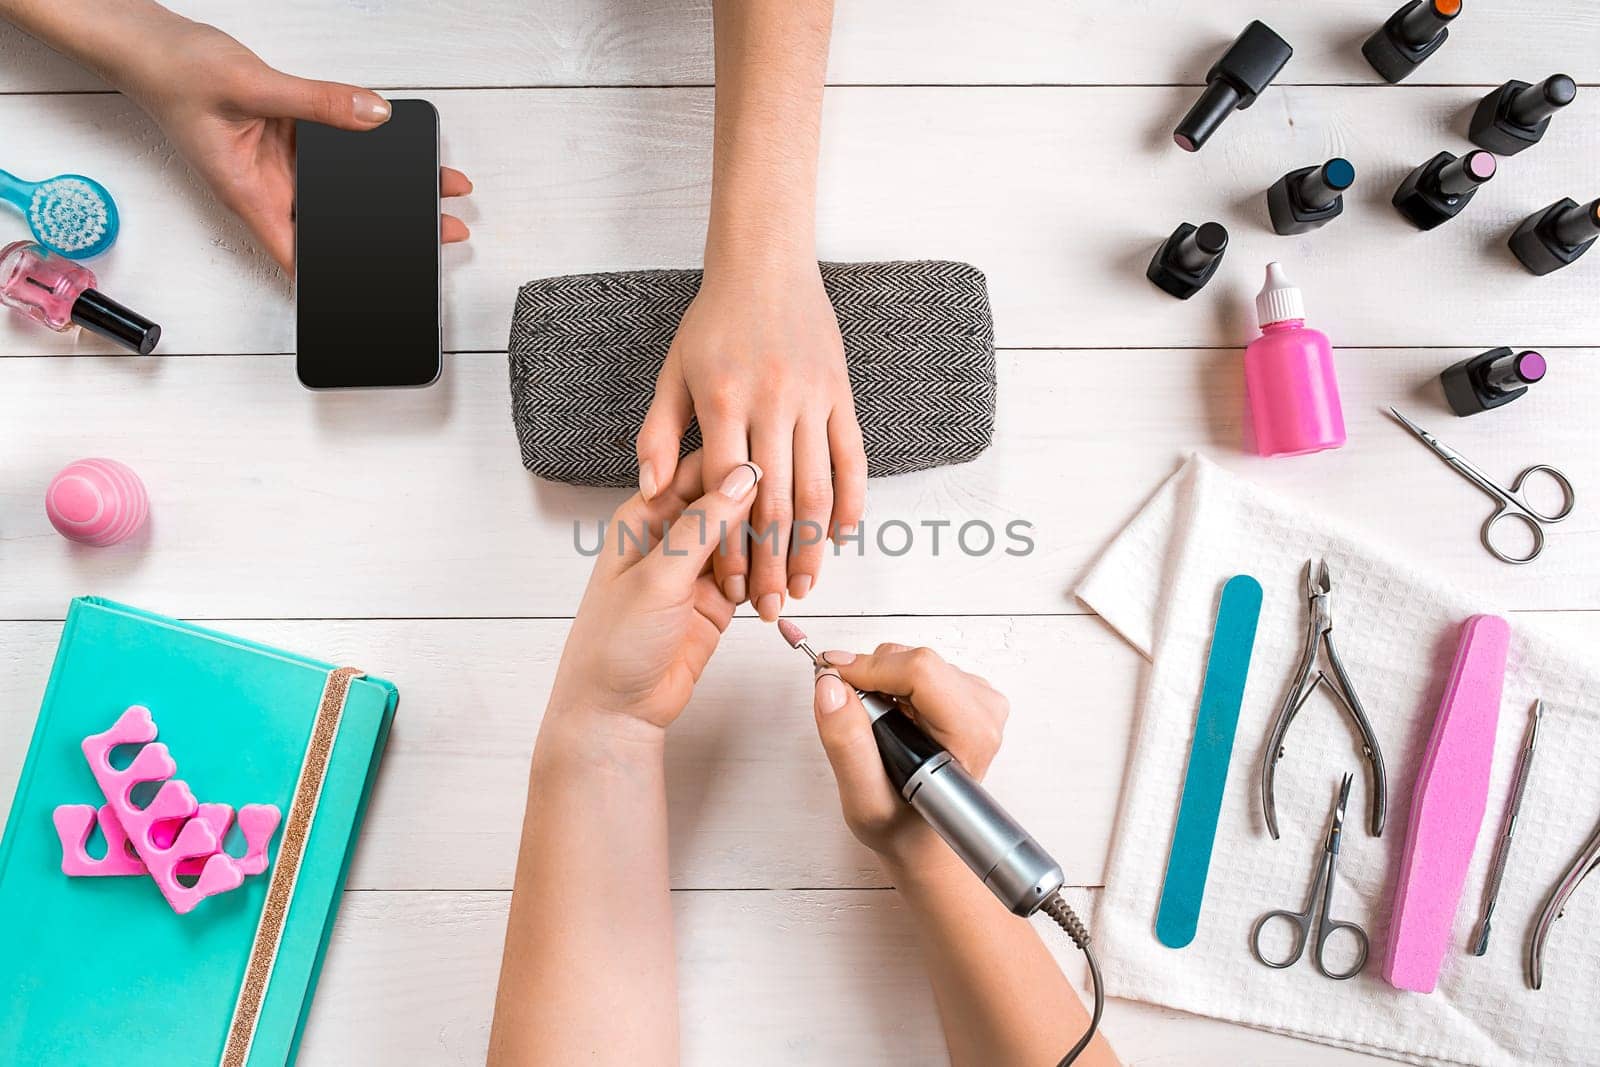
[548,452,761,737]
[810,644,1009,870]
[108,13,471,272]
[636,262,866,622]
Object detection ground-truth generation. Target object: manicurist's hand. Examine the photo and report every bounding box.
[809,642,1121,1067]
[0,0,471,274]
[549,450,762,734]
[812,643,1008,870]
[634,0,867,624]
[491,451,759,1066]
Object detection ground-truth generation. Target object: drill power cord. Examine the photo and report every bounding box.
[1039,891,1104,1066]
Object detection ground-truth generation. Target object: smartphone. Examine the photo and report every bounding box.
[295,99,441,389]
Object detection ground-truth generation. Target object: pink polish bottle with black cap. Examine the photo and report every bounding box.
[1244,262,1346,457]
[0,240,160,354]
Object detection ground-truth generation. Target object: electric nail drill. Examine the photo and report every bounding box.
[1172,21,1292,153]
[1510,197,1600,276]
[1441,348,1546,416]
[777,619,1103,1064]
[1471,74,1577,156]
[1362,0,1461,84]
[1393,149,1495,230]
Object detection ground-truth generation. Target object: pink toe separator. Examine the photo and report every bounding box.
[57,705,280,913]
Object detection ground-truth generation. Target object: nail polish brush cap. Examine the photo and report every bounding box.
[70,288,160,355]
[1256,262,1305,326]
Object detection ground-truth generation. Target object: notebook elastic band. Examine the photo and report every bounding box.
[220,666,365,1067]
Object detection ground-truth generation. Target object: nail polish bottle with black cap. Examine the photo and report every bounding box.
[1147,222,1228,299]
[1173,21,1293,153]
[1510,197,1600,275]
[1442,348,1546,416]
[1268,159,1356,235]
[1471,75,1577,155]
[1363,0,1461,83]
[0,240,160,354]
[1393,150,1496,230]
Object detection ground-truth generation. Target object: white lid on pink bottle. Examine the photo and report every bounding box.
[1255,261,1306,327]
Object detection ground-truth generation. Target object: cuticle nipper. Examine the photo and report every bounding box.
[1261,559,1388,840]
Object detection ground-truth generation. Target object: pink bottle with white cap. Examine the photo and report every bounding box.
[1244,262,1346,457]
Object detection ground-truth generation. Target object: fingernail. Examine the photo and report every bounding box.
[639,462,659,501]
[725,576,746,603]
[814,671,848,713]
[788,574,812,599]
[353,92,391,124]
[822,650,855,665]
[755,593,783,621]
[719,462,762,500]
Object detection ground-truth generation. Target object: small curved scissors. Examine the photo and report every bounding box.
[1389,408,1575,565]
[1251,774,1371,981]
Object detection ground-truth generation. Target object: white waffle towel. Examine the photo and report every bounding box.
[1075,455,1600,1066]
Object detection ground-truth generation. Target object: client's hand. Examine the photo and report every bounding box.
[549,452,761,736]
[110,14,471,271]
[810,644,1009,869]
[636,264,866,622]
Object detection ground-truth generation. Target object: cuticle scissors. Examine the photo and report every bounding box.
[1388,407,1575,565]
[1251,773,1371,981]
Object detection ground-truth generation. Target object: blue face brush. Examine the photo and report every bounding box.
[0,169,119,259]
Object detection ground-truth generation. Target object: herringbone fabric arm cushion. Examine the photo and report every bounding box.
[508,260,996,487]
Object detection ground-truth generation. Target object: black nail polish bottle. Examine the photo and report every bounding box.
[1471,75,1577,155]
[1393,150,1495,230]
[1363,0,1461,83]
[1173,21,1293,153]
[1268,158,1356,235]
[1509,197,1600,275]
[1147,222,1228,299]
[1442,348,1547,416]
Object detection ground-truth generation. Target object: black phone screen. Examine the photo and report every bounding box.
[295,99,440,388]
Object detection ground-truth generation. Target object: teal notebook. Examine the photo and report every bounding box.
[0,598,398,1066]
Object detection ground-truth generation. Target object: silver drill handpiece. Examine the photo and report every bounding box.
[779,620,1065,916]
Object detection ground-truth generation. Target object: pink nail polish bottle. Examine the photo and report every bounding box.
[1244,262,1346,457]
[0,240,160,354]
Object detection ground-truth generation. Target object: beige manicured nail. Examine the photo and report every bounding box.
[720,462,762,500]
[725,576,746,603]
[822,650,855,665]
[788,574,812,599]
[814,672,848,713]
[639,462,658,501]
[755,593,783,621]
[353,92,392,123]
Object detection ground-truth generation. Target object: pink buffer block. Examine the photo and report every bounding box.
[45,458,148,546]
[1383,615,1511,993]
[72,706,265,913]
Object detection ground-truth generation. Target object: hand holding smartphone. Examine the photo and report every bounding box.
[295,99,442,389]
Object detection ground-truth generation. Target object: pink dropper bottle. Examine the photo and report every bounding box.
[1244,262,1346,457]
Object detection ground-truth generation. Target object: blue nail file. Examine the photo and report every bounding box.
[1155,574,1263,949]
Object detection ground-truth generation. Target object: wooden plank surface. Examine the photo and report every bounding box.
[5,4,1599,1062]
[2,350,1596,621]
[6,612,1597,893]
[2,86,1597,357]
[2,2,1596,91]
[300,889,1392,1066]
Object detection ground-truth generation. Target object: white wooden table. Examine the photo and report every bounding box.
[3,3,1597,1063]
